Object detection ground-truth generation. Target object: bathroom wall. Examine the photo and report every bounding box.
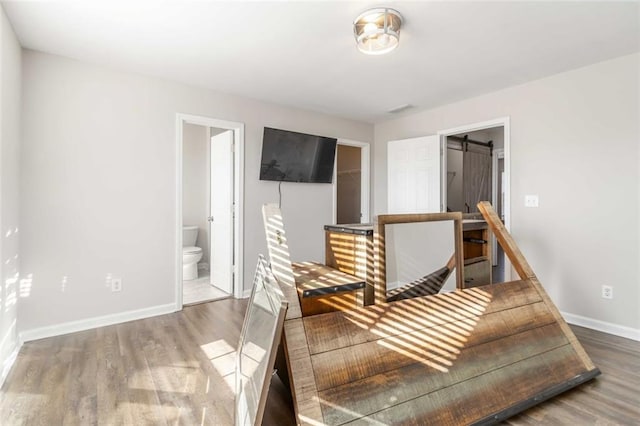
[182,123,210,268]
[0,5,21,384]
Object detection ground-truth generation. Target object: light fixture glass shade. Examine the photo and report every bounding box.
[353,8,403,55]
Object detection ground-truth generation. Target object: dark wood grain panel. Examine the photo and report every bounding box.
[311,301,555,391]
[319,322,569,424]
[300,292,361,316]
[342,344,589,425]
[304,280,541,355]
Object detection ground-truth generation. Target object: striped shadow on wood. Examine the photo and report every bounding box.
[263,202,600,425]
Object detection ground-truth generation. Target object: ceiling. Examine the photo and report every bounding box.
[3,1,639,123]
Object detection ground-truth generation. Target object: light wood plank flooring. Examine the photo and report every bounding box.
[1,298,638,425]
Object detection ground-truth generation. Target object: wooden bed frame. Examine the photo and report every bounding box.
[262,202,600,425]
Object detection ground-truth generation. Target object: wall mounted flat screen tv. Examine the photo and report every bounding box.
[259,127,337,183]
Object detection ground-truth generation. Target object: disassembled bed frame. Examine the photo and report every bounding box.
[257,201,600,426]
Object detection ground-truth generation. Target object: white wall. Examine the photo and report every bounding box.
[375,53,639,333]
[0,5,21,383]
[19,50,372,333]
[182,123,210,266]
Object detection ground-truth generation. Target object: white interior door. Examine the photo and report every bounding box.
[387,135,441,213]
[210,130,234,293]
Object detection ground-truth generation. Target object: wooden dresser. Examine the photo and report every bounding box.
[462,219,492,287]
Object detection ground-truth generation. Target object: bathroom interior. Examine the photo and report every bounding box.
[182,123,232,305]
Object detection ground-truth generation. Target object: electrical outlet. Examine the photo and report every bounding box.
[525,195,539,208]
[111,278,122,292]
[601,285,613,299]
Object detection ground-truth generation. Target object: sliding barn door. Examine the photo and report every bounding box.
[463,148,492,213]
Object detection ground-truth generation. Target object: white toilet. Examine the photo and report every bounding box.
[183,225,203,281]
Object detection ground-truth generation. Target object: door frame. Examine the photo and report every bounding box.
[492,148,505,265]
[175,113,245,309]
[437,117,511,280]
[332,139,371,224]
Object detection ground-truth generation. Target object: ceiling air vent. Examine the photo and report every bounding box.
[387,104,413,114]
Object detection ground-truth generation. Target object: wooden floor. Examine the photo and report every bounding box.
[1,298,638,425]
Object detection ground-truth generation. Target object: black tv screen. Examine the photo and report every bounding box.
[259,127,337,183]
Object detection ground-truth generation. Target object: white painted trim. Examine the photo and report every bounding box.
[19,303,176,343]
[437,117,511,280]
[562,311,640,342]
[242,289,252,299]
[440,137,447,212]
[176,114,245,309]
[176,117,184,309]
[491,149,505,265]
[0,343,21,388]
[332,139,371,224]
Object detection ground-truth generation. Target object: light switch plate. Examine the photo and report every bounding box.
[525,195,539,208]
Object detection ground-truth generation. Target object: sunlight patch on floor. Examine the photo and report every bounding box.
[201,339,236,394]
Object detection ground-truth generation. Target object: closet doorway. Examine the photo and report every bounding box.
[438,118,510,283]
[333,139,370,224]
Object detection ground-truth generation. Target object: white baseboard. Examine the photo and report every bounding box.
[561,311,640,342]
[1,343,22,388]
[19,303,177,343]
[242,289,252,298]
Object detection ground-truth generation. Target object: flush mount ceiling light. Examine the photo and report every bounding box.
[353,8,403,55]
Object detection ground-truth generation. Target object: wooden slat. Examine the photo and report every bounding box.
[342,344,589,425]
[477,201,597,370]
[454,217,465,289]
[373,220,387,305]
[311,301,555,391]
[319,322,569,425]
[262,203,302,320]
[304,280,541,355]
[377,212,463,225]
[282,319,323,425]
[477,201,534,280]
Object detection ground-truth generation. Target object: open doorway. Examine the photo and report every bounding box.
[333,139,370,224]
[438,118,511,283]
[176,114,244,309]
